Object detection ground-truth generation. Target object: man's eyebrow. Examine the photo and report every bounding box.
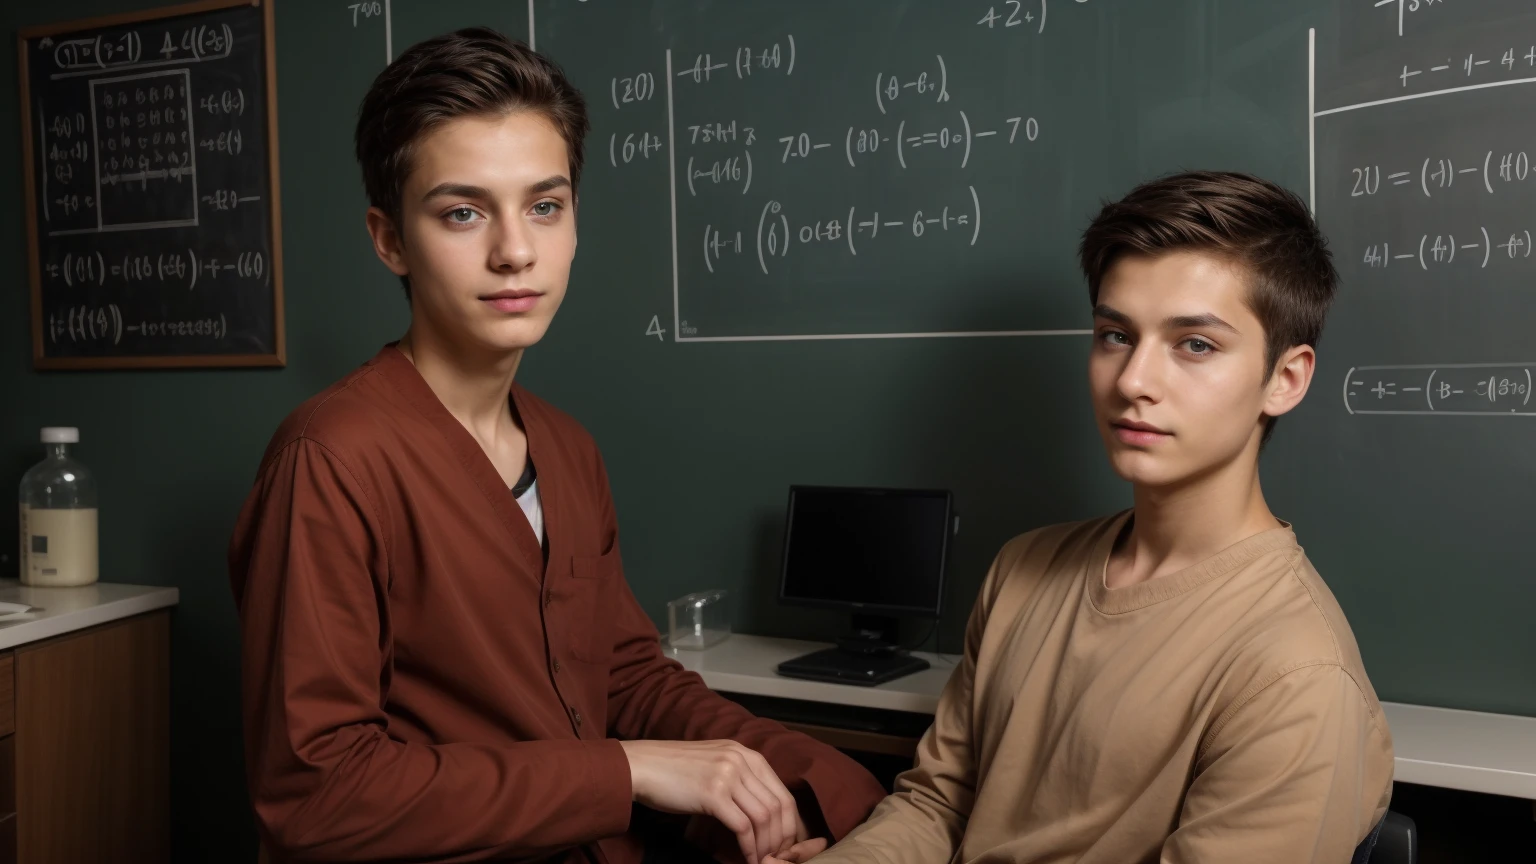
[420,177,570,202]
[1092,305,1239,335]
[1165,312,1239,334]
[1092,304,1132,326]
[527,175,571,196]
[421,182,491,202]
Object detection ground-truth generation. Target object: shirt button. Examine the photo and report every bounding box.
[552,659,562,674]
[571,709,583,727]
[545,591,553,607]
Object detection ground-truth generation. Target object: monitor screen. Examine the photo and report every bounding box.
[779,486,951,616]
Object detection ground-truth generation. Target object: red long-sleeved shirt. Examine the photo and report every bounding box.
[228,344,886,863]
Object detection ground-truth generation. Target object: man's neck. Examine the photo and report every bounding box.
[397,323,523,440]
[1107,448,1282,590]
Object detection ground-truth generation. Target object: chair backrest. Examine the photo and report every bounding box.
[1353,810,1418,864]
[1351,817,1384,864]
[1372,811,1418,864]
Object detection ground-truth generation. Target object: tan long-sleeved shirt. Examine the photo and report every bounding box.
[227,344,886,863]
[815,513,1394,864]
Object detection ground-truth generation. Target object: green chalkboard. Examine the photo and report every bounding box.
[6,3,1535,859]
[520,0,1535,717]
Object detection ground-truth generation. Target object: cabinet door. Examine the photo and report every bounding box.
[1,651,18,864]
[0,653,12,736]
[16,612,169,863]
[0,734,15,864]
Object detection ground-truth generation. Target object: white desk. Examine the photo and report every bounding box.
[667,633,956,714]
[0,578,180,651]
[667,633,1536,801]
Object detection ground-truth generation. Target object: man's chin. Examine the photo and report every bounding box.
[475,317,555,353]
[1108,452,1186,489]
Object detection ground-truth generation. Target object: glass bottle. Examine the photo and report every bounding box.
[18,427,99,587]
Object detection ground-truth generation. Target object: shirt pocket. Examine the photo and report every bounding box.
[568,546,620,665]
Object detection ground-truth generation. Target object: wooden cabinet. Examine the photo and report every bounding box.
[0,610,169,863]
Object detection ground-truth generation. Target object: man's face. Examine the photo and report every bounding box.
[373,111,577,353]
[1089,251,1300,490]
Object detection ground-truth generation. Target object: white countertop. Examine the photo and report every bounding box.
[666,633,957,714]
[0,579,180,651]
[1381,701,1536,800]
[668,633,1536,799]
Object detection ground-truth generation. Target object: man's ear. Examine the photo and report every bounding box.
[1263,343,1316,420]
[365,206,410,277]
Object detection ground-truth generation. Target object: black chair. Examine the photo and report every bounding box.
[1352,810,1417,864]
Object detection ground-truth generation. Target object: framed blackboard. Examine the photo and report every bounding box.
[18,0,283,369]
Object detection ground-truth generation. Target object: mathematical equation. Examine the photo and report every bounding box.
[613,47,1042,187]
[974,0,1092,36]
[1348,149,1536,199]
[1359,225,1531,270]
[46,303,229,347]
[603,3,1090,112]
[1396,42,1534,89]
[42,22,233,77]
[40,65,253,236]
[875,56,950,113]
[675,36,796,85]
[581,1,1092,342]
[46,248,268,291]
[698,187,981,276]
[1344,362,1536,416]
[625,111,1037,199]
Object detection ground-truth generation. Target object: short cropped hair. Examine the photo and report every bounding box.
[1078,171,1337,442]
[354,27,590,299]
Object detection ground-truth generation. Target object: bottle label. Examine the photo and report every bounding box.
[20,507,98,587]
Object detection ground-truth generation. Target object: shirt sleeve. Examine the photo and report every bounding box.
[593,455,887,841]
[229,438,633,862]
[807,540,1018,864]
[1161,662,1395,864]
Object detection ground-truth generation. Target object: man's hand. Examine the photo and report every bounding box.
[686,802,828,864]
[763,836,829,864]
[621,740,799,864]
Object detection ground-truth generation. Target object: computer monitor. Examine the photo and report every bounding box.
[775,486,953,685]
[779,484,952,618]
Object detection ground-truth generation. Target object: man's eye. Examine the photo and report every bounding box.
[447,207,479,223]
[1100,331,1129,345]
[532,201,562,217]
[1185,338,1214,354]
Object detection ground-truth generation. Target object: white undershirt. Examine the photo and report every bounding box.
[515,478,545,547]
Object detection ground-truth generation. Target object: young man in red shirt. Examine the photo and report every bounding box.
[229,28,884,864]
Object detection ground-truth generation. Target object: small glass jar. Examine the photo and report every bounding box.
[18,427,99,587]
[667,589,731,650]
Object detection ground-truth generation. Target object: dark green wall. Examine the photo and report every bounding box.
[4,3,1533,863]
[1,1,534,859]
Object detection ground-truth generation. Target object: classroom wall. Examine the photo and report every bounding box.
[3,3,1531,863]
[1,0,412,858]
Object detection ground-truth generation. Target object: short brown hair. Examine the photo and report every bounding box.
[354,27,590,299]
[1078,170,1337,442]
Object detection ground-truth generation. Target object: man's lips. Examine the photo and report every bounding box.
[1111,419,1171,445]
[480,290,543,313]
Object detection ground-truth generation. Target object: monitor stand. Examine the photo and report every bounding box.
[775,614,931,687]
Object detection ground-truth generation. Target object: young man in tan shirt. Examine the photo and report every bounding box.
[778,172,1394,864]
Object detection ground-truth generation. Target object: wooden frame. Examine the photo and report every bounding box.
[18,0,284,370]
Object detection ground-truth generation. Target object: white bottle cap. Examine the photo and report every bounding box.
[41,427,79,444]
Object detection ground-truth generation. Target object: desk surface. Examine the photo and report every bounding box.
[667,633,1536,800]
[0,579,179,651]
[667,633,955,714]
